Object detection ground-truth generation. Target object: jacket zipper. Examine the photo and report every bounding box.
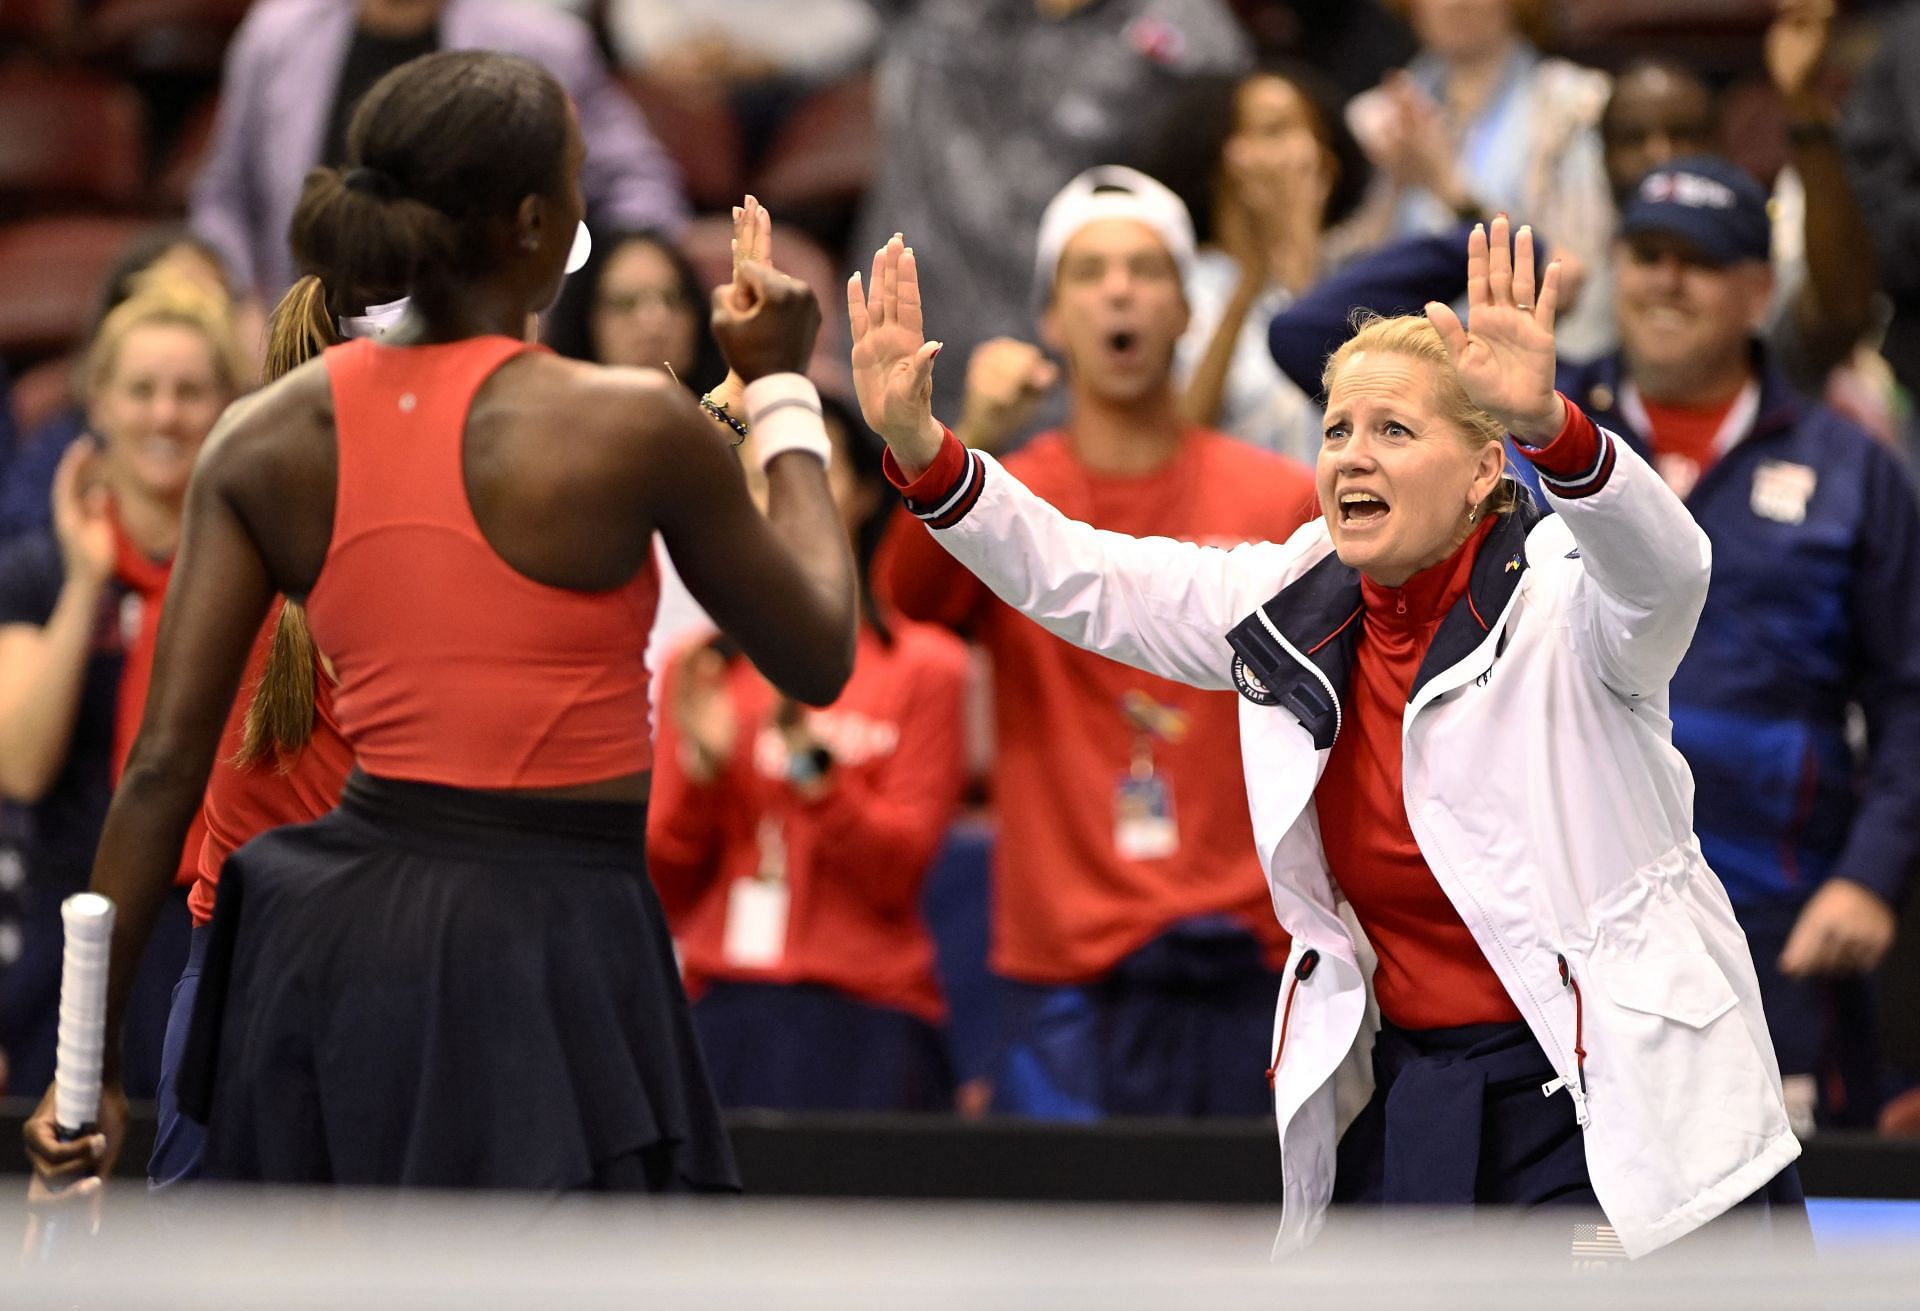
[1264,948,1321,1089]
[1257,609,1343,745]
[1541,952,1591,1128]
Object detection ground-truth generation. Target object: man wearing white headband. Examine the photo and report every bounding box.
[875,166,1318,1119]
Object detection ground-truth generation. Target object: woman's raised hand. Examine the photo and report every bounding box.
[50,438,114,586]
[731,194,772,280]
[848,234,944,476]
[711,197,821,384]
[1424,215,1566,445]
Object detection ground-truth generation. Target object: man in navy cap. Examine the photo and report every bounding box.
[1558,155,1920,1134]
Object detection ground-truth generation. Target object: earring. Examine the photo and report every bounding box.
[1467,505,1479,523]
[520,235,539,252]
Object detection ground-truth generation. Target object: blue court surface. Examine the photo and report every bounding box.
[1808,1198,1920,1245]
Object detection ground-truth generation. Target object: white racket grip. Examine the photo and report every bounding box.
[54,893,115,1136]
[744,374,830,470]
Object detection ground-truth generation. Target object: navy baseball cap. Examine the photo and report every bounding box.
[1620,155,1771,266]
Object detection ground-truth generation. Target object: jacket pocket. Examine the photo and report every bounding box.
[1586,870,1739,1029]
[1574,861,1786,1214]
[1593,949,1737,1030]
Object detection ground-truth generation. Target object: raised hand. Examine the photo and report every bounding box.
[50,438,114,586]
[1766,0,1833,104]
[671,645,738,785]
[711,251,821,385]
[731,194,773,279]
[957,337,1057,453]
[704,196,779,409]
[1424,215,1565,444]
[848,234,944,476]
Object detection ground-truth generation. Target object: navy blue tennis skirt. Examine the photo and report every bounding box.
[180,771,739,1193]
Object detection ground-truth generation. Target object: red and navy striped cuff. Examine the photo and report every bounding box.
[883,426,987,529]
[1514,393,1614,500]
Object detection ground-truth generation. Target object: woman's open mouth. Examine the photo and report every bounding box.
[1338,491,1391,529]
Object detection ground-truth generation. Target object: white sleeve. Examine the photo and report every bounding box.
[909,446,1321,693]
[1535,425,1713,699]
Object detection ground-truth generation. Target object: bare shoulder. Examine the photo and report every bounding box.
[507,355,723,493]
[194,356,334,492]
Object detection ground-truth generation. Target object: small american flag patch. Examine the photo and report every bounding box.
[1570,1222,1628,1263]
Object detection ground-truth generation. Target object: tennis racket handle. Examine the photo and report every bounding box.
[53,893,115,1136]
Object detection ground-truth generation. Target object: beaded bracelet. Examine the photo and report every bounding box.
[699,394,749,446]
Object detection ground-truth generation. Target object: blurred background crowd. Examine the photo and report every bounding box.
[2,0,1919,1140]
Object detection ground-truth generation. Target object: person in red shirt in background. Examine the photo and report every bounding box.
[651,396,968,1112]
[874,167,1318,1119]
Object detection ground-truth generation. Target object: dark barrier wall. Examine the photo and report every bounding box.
[4,1101,1918,1201]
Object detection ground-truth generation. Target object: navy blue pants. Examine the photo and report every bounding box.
[992,920,1283,1120]
[693,981,953,1112]
[1335,1020,1807,1244]
[1334,1020,1597,1206]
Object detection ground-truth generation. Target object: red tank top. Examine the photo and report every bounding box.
[305,336,657,788]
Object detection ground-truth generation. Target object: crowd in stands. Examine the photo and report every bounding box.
[2,0,1919,1137]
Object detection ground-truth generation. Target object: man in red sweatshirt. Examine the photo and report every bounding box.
[875,166,1318,1118]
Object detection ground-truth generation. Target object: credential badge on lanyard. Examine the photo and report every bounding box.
[1114,690,1189,862]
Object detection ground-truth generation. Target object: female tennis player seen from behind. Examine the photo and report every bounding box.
[26,48,857,1192]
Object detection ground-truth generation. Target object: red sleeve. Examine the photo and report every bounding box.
[1512,393,1615,499]
[797,638,968,916]
[873,498,989,632]
[645,652,737,924]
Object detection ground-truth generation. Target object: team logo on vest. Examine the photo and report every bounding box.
[1231,654,1280,706]
[1751,459,1816,526]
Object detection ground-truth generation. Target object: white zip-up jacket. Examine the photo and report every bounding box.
[896,421,1798,1258]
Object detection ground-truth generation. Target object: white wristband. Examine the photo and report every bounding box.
[743,373,830,470]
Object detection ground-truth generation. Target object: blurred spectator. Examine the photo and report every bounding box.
[1604,3,1878,407]
[544,227,724,390]
[1226,0,1417,99]
[609,0,879,89]
[609,0,881,176]
[0,228,250,547]
[1600,60,1718,204]
[0,361,17,490]
[852,0,1251,427]
[1841,0,1920,431]
[1157,64,1370,463]
[1343,0,1616,359]
[190,0,687,303]
[650,402,967,1112]
[877,167,1317,1118]
[0,271,248,1102]
[608,0,880,160]
[1568,159,1919,1132]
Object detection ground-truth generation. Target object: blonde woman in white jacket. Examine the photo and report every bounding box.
[847,215,1802,1258]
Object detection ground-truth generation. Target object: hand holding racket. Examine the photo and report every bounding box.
[22,894,128,1200]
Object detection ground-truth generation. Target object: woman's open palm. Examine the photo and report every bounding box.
[848,235,943,473]
[1425,216,1565,443]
